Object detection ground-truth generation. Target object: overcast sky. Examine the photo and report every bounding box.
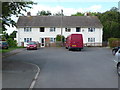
[6,0,119,34]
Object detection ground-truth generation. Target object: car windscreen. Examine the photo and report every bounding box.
[28,42,36,45]
[2,42,8,45]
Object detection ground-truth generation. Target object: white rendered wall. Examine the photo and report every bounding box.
[16,27,103,46]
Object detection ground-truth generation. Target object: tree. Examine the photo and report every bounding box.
[53,12,64,16]
[1,1,36,31]
[98,8,120,41]
[9,31,17,40]
[71,12,84,16]
[37,10,51,16]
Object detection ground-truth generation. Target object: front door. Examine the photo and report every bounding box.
[40,38,45,47]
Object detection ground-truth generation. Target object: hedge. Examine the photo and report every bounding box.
[108,38,120,48]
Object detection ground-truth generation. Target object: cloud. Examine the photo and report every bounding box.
[28,4,102,16]
[33,0,119,2]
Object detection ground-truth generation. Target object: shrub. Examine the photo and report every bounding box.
[56,35,65,42]
[108,38,120,48]
[7,38,17,47]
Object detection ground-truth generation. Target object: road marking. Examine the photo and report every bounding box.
[28,63,40,90]
[113,60,118,67]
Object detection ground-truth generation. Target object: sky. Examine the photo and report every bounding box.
[6,0,120,34]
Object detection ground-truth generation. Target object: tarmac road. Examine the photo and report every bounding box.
[3,47,118,88]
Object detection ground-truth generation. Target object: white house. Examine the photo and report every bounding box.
[16,15,103,47]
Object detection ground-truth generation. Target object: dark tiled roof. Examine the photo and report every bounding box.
[17,16,103,28]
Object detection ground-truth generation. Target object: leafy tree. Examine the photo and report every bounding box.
[37,10,51,16]
[9,31,17,39]
[53,12,64,16]
[2,1,36,31]
[7,38,17,47]
[99,9,120,41]
[71,12,84,16]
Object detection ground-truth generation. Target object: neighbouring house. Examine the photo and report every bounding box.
[16,13,103,47]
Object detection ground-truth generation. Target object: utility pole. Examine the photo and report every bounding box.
[61,9,63,46]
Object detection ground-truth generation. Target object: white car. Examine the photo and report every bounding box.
[115,49,120,76]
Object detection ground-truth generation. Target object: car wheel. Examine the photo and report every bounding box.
[66,47,68,49]
[112,50,116,55]
[117,64,120,76]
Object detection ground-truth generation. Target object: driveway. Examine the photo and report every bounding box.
[3,47,118,88]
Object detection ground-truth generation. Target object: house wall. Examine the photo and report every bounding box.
[16,27,103,47]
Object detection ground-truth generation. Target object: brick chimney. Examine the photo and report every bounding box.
[27,12,31,17]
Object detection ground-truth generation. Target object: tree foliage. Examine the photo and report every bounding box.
[2,1,35,31]
[53,12,64,16]
[37,10,52,16]
[56,35,65,42]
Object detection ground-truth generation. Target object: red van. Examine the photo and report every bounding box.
[65,34,83,51]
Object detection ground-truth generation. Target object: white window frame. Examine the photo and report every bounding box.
[24,27,32,32]
[88,38,95,42]
[24,38,32,43]
[65,28,71,32]
[88,28,95,32]
[50,38,56,43]
[50,27,56,32]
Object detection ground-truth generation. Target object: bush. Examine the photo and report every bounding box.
[56,35,65,47]
[108,38,120,48]
[7,38,17,47]
[56,35,65,42]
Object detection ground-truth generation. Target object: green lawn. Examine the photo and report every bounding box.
[0,47,25,53]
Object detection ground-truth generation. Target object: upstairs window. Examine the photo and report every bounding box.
[65,28,71,32]
[40,27,45,32]
[88,28,95,32]
[50,27,56,32]
[24,27,32,32]
[76,27,81,32]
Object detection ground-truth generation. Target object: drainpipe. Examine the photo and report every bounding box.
[61,9,63,46]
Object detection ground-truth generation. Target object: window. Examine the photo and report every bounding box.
[24,27,32,32]
[65,28,71,32]
[88,38,95,42]
[50,27,56,32]
[50,38,56,42]
[88,28,95,32]
[76,27,81,32]
[40,27,45,32]
[24,38,32,43]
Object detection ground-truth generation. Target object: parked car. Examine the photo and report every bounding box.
[112,46,120,55]
[65,34,83,51]
[115,49,120,76]
[27,41,37,50]
[0,41,9,49]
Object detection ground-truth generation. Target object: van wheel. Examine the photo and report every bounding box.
[68,47,72,51]
[79,48,81,51]
[117,64,120,76]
